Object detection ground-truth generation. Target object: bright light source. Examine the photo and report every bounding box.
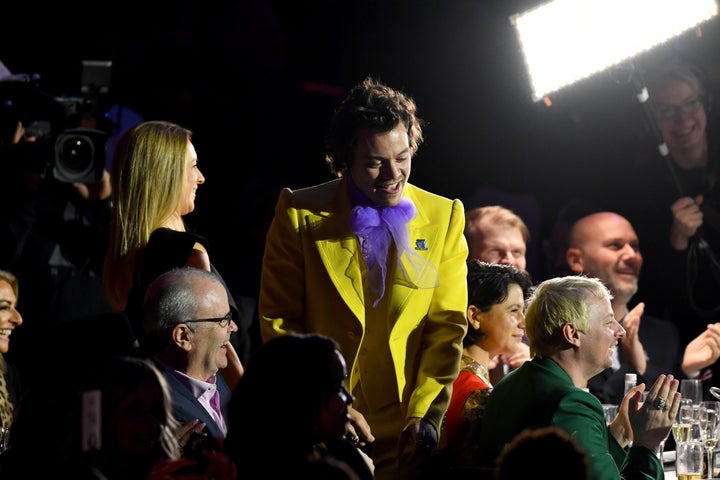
[510,0,719,102]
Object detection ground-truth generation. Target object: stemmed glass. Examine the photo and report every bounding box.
[669,403,693,462]
[698,401,720,479]
[673,402,697,444]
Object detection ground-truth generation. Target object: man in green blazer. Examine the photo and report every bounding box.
[259,76,468,480]
[474,276,680,480]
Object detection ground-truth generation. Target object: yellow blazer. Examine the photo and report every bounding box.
[259,177,468,430]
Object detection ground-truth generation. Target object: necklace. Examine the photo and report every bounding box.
[461,355,491,387]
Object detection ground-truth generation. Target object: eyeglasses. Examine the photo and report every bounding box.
[184,311,232,328]
[653,97,704,119]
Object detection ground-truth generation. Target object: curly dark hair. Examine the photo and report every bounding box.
[324,75,424,176]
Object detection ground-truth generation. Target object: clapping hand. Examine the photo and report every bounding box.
[682,322,720,377]
[621,302,647,375]
[629,374,681,453]
[610,382,645,448]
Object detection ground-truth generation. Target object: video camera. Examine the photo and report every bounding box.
[0,60,112,184]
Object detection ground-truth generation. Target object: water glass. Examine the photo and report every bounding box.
[676,441,705,480]
[699,401,720,479]
[682,379,704,406]
[602,404,619,426]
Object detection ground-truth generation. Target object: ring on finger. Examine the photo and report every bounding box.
[653,397,668,410]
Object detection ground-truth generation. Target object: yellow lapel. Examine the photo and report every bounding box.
[313,179,366,319]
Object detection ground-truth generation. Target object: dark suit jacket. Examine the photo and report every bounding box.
[154,361,231,440]
[589,313,682,405]
[476,356,664,480]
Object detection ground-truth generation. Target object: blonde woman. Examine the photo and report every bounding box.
[103,120,243,389]
[0,269,22,444]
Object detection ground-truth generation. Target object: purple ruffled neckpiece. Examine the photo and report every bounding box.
[347,180,417,307]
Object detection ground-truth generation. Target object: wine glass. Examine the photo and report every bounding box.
[698,401,720,479]
[671,404,694,452]
[658,400,689,463]
[672,402,697,464]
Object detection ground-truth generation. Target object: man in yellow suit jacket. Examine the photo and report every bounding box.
[259,76,468,480]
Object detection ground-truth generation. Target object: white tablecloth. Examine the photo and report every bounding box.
[664,466,676,480]
[663,450,676,480]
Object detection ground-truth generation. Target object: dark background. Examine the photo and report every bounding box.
[2,0,720,293]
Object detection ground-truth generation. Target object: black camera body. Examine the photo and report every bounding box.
[0,60,112,184]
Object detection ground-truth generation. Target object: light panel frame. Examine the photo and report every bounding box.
[510,0,719,102]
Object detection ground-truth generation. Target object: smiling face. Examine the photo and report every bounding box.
[185,278,237,381]
[652,78,707,161]
[0,279,22,354]
[579,294,625,375]
[567,212,642,306]
[177,140,205,216]
[348,124,411,207]
[474,283,526,357]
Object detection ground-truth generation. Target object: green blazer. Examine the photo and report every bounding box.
[476,356,664,480]
[259,177,468,430]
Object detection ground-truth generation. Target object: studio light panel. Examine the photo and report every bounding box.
[510,0,719,102]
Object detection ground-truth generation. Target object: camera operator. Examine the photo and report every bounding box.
[618,53,720,396]
[0,79,115,390]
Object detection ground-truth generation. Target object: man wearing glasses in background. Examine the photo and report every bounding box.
[618,53,720,399]
[141,266,237,441]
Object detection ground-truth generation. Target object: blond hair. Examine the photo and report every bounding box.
[103,121,192,310]
[525,275,612,357]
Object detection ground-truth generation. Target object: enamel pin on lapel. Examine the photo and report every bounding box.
[415,239,428,251]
